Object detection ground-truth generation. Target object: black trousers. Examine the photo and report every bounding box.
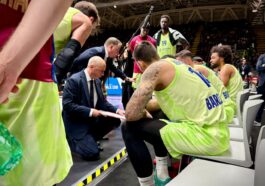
[122,118,168,177]
[122,82,134,109]
[256,83,265,122]
[68,116,120,160]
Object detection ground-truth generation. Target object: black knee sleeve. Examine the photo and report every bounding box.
[54,39,81,84]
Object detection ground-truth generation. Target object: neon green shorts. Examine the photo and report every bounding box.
[160,120,230,159]
[223,99,236,124]
[0,79,72,186]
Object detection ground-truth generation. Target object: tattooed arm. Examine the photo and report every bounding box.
[126,62,161,121]
[146,98,160,112]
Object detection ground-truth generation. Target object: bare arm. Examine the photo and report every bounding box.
[146,98,160,112]
[219,65,232,87]
[0,0,72,103]
[194,65,209,78]
[126,63,161,121]
[71,13,95,46]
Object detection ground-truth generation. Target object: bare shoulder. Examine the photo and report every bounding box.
[72,12,91,27]
[72,12,86,22]
[141,61,164,81]
[223,64,234,70]
[194,65,209,77]
[223,64,236,76]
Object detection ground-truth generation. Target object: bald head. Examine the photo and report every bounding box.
[87,56,106,79]
[88,56,105,68]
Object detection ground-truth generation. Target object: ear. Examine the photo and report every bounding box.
[89,16,95,23]
[139,61,148,70]
[138,60,144,66]
[142,62,148,68]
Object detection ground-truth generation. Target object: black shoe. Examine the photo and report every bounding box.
[97,141,104,151]
[82,155,100,161]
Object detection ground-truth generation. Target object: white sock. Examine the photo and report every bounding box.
[156,156,169,180]
[138,174,154,186]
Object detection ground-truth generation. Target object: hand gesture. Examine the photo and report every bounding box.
[92,109,103,117]
[125,77,136,83]
[116,109,125,116]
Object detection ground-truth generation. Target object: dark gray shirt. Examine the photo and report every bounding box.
[256,54,265,86]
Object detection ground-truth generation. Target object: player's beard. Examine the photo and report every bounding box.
[210,62,220,69]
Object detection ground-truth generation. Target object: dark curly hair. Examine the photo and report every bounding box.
[210,45,233,64]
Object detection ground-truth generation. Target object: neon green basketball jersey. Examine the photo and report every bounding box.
[157,33,176,58]
[195,65,234,104]
[195,65,236,120]
[154,60,227,126]
[226,65,244,103]
[54,7,81,55]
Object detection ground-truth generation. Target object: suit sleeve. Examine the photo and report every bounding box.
[63,78,92,119]
[108,59,127,80]
[99,99,118,113]
[71,48,99,73]
[256,55,265,72]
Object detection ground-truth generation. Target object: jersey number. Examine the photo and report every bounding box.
[188,67,211,87]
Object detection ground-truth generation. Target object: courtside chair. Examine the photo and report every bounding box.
[193,100,263,167]
[166,126,265,186]
[229,89,250,128]
[249,94,262,100]
[229,99,263,142]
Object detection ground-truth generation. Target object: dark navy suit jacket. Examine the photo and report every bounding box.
[62,70,117,140]
[71,46,126,80]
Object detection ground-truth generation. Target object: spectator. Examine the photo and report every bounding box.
[239,58,251,88]
[254,54,265,126]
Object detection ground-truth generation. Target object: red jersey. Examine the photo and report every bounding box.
[0,1,53,82]
[129,35,156,73]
